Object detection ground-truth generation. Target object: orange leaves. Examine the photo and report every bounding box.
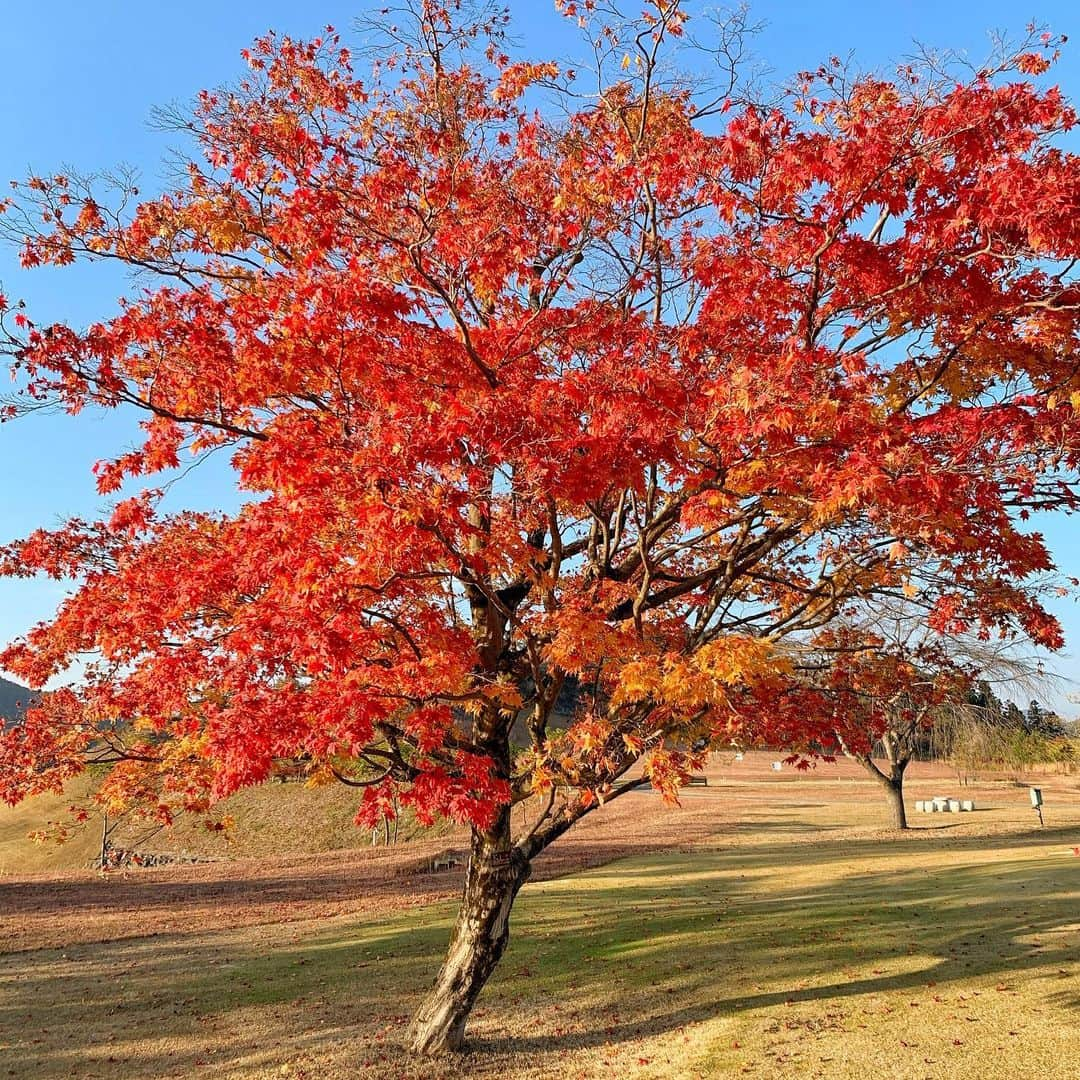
[73,198,105,233]
[1016,52,1052,76]
[642,746,695,805]
[613,637,788,713]
[698,636,790,686]
[207,217,246,252]
[887,541,909,564]
[1047,391,1080,412]
[610,660,663,707]
[492,62,559,103]
[568,715,612,754]
[540,606,637,676]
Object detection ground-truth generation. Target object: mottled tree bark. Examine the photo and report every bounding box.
[407,805,531,1054]
[407,779,609,1053]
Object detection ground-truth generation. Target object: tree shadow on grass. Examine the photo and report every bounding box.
[473,855,1080,1057]
[1,826,1077,1077]
[8,829,1080,1075]
[0,909,458,1078]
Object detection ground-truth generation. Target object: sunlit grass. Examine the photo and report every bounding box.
[2,795,1077,1078]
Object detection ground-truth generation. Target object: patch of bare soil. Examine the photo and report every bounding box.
[0,789,734,953]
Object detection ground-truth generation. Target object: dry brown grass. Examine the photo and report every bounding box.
[1,754,1078,1078]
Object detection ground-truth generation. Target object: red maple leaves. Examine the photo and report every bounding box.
[0,4,1077,841]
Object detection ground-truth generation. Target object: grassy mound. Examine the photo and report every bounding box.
[0,776,455,876]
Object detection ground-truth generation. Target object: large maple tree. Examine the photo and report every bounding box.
[2,0,1079,1054]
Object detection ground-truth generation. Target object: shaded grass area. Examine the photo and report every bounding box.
[1,801,1078,1078]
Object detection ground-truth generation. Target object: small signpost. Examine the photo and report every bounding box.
[1030,786,1044,827]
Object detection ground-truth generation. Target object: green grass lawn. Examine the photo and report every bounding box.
[1,799,1077,1078]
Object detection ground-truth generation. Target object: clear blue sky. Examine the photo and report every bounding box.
[1,2,1077,710]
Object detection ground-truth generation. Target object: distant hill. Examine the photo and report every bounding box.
[0,676,34,726]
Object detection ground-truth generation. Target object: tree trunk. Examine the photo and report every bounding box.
[408,806,530,1055]
[854,751,910,830]
[882,773,908,829]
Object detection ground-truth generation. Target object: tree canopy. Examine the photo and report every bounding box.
[1,0,1078,1053]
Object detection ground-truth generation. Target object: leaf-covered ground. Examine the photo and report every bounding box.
[1,759,1078,1077]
